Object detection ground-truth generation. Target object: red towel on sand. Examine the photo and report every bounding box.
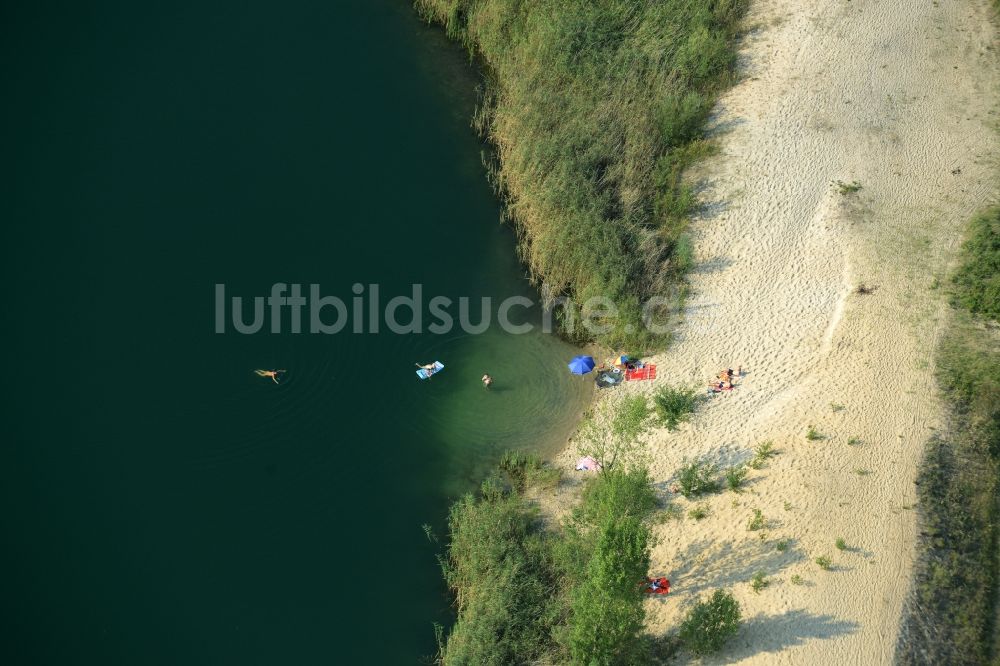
[625,365,656,381]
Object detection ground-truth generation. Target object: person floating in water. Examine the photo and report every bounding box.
[255,369,285,384]
[416,362,437,373]
[482,373,493,388]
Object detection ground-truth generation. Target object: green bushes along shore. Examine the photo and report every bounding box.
[435,459,657,664]
[434,453,741,664]
[416,0,747,347]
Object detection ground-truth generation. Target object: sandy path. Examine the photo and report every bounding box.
[560,0,999,662]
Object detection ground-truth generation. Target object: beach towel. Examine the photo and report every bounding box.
[625,364,656,381]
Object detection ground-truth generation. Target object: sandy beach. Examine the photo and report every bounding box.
[554,0,999,662]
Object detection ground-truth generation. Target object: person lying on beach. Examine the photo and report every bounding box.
[255,369,285,384]
[645,577,670,593]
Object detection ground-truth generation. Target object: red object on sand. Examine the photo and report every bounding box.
[643,577,670,595]
[625,365,656,381]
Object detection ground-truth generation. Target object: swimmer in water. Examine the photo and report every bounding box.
[416,362,436,373]
[255,369,285,384]
[482,373,493,388]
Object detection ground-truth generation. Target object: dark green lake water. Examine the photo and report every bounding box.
[0,2,591,663]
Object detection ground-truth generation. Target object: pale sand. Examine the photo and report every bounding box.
[552,0,1000,662]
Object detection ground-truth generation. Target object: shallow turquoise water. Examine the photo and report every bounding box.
[0,2,590,663]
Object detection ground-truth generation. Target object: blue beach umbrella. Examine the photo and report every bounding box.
[568,355,596,375]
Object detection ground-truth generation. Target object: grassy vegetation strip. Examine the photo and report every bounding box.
[896,206,1000,666]
[951,208,1000,321]
[415,0,747,346]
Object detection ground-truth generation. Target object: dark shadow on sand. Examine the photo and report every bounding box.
[725,609,860,660]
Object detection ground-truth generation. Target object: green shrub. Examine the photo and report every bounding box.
[834,180,862,195]
[775,539,789,552]
[835,538,847,551]
[755,441,775,458]
[790,574,804,585]
[750,571,769,593]
[616,394,653,440]
[725,465,748,492]
[806,426,823,441]
[747,508,766,531]
[688,504,709,520]
[815,555,832,570]
[749,441,776,469]
[653,386,701,430]
[677,459,720,498]
[578,467,657,525]
[678,589,741,656]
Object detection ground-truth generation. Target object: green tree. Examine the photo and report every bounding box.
[569,516,651,665]
[579,394,652,470]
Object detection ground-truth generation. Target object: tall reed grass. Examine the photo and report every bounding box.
[416,0,747,347]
